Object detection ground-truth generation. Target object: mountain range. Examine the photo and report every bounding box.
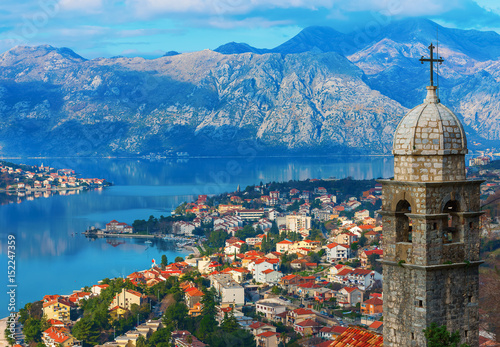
[0,18,499,157]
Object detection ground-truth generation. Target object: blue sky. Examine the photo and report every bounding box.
[0,0,499,59]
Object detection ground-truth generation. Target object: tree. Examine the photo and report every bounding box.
[4,328,15,346]
[162,302,189,330]
[23,317,44,343]
[147,327,173,347]
[72,317,101,346]
[197,288,218,338]
[308,251,321,264]
[136,335,147,347]
[423,322,470,347]
[358,234,367,248]
[368,253,382,273]
[220,312,240,333]
[240,243,249,253]
[161,255,168,268]
[174,256,184,263]
[350,242,359,251]
[270,222,279,235]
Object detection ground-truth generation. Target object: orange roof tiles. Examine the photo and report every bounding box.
[368,321,383,330]
[342,286,360,293]
[296,319,321,327]
[257,331,279,338]
[336,269,353,277]
[329,327,383,346]
[363,297,383,306]
[292,308,314,315]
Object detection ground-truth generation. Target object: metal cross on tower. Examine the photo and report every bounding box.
[419,43,444,86]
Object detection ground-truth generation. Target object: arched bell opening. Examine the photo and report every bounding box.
[395,200,413,243]
[442,200,461,243]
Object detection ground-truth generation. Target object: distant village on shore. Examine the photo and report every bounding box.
[0,161,110,205]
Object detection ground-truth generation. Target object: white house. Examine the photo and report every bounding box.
[325,243,352,262]
[256,299,288,320]
[261,269,283,284]
[211,274,245,306]
[172,221,196,236]
[344,269,382,290]
[224,243,243,255]
[354,209,370,220]
[349,226,363,237]
[276,239,293,253]
[286,215,311,233]
[252,259,280,282]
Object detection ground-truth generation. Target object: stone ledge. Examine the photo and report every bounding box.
[376,179,484,186]
[378,259,483,270]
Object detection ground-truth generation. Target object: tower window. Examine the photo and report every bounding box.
[465,330,468,338]
[443,200,461,243]
[417,300,423,308]
[396,200,412,243]
[411,332,415,340]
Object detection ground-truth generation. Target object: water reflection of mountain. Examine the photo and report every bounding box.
[0,157,394,260]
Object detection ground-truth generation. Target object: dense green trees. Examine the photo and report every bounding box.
[23,317,49,344]
[4,327,15,346]
[423,323,470,347]
[207,230,229,249]
[73,318,101,346]
[235,225,258,240]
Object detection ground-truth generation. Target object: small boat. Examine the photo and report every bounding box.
[145,240,152,245]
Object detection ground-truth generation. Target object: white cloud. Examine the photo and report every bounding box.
[207,17,293,29]
[124,0,336,18]
[59,0,104,13]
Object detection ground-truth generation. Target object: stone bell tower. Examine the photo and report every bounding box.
[379,44,482,346]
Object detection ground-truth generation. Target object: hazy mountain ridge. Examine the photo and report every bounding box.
[0,18,498,156]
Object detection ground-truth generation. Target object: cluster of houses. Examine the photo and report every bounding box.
[0,162,107,203]
[25,181,404,347]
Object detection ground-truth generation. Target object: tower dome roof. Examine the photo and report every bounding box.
[393,86,467,156]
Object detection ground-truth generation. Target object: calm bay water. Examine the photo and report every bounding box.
[0,156,394,317]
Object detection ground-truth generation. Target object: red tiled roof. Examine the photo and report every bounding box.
[257,331,279,338]
[364,249,383,256]
[262,269,274,274]
[296,319,321,327]
[329,327,383,346]
[351,269,373,276]
[186,288,205,297]
[342,286,360,293]
[43,327,71,344]
[332,326,349,335]
[249,321,273,329]
[363,297,383,306]
[125,289,143,297]
[292,308,314,315]
[369,321,383,329]
[336,269,353,277]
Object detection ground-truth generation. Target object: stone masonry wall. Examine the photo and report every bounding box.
[382,263,479,347]
[394,155,466,182]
